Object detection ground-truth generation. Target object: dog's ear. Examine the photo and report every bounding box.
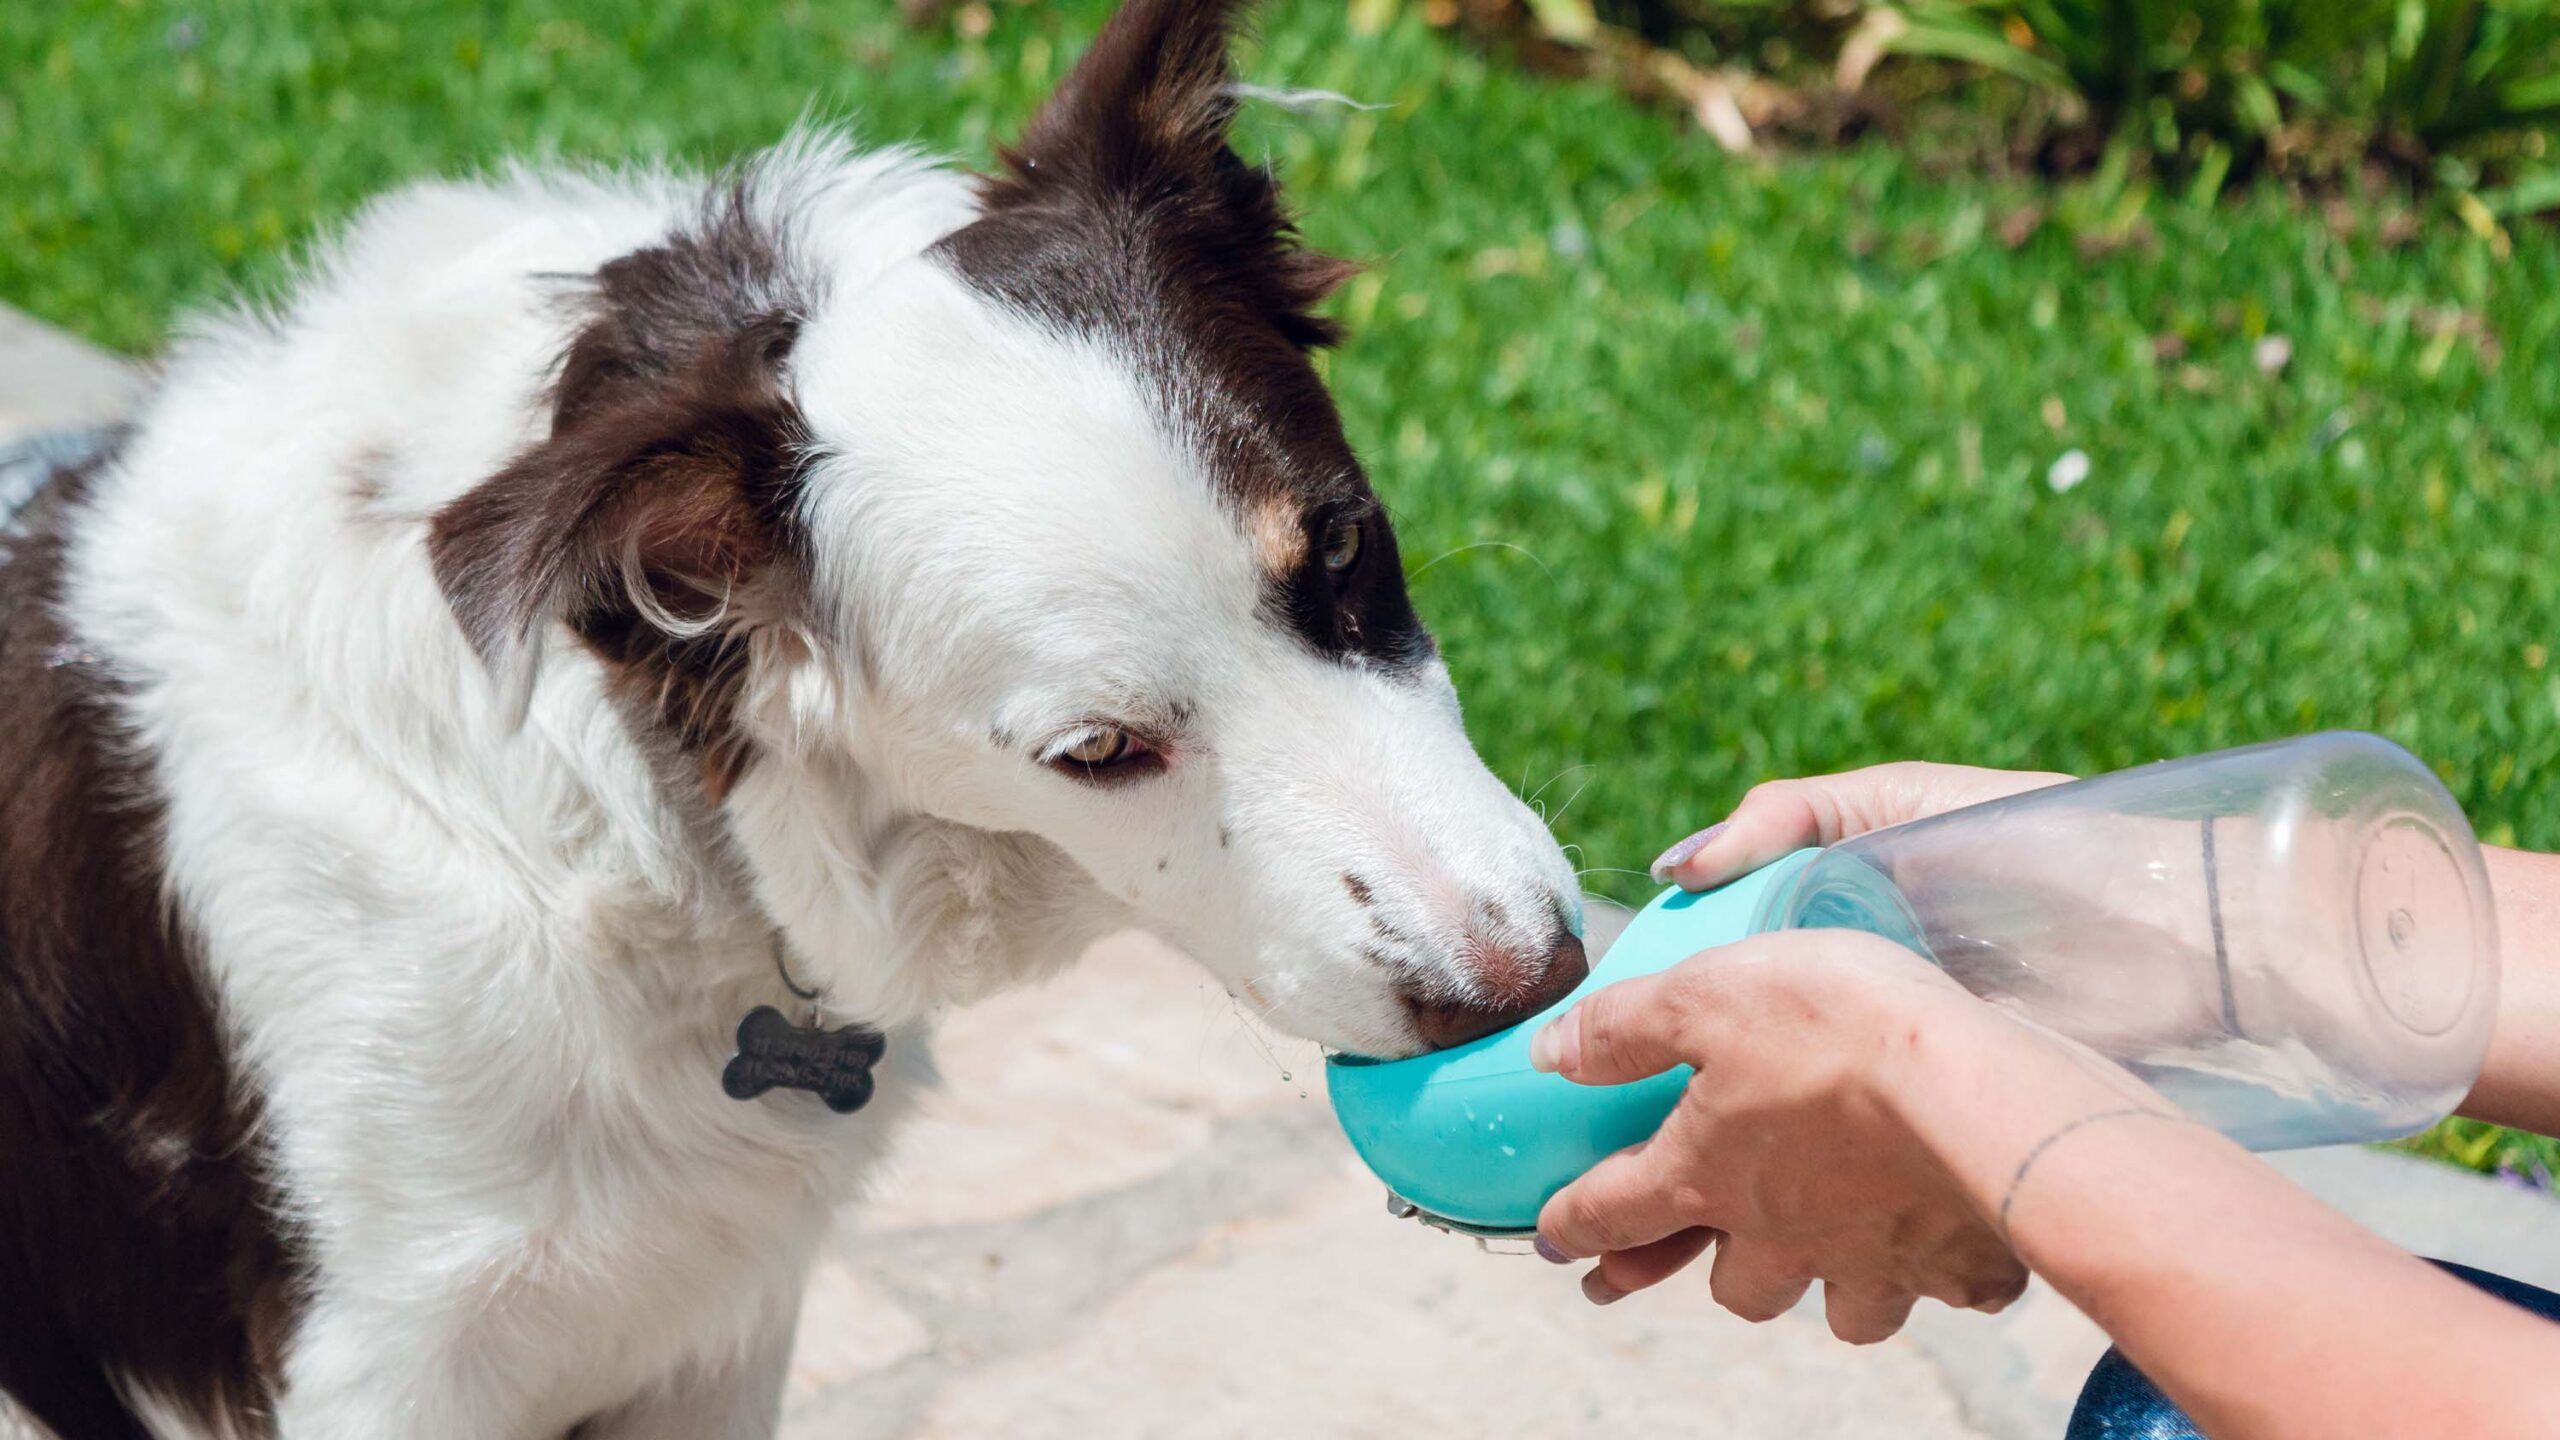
[430,209,809,796]
[1004,0,1255,185]
[431,307,801,665]
[970,0,1355,348]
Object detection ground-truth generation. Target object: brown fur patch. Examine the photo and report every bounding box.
[954,0,1356,353]
[0,448,302,1439]
[932,0,1432,672]
[429,180,813,804]
[1248,496,1308,576]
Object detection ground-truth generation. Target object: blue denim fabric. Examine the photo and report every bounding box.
[2065,1260,2560,1438]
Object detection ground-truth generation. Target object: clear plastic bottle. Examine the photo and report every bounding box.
[1754,731,2500,1149]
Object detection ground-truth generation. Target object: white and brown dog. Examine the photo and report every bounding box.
[0,3,1588,1435]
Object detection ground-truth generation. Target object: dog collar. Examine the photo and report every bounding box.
[720,940,886,1115]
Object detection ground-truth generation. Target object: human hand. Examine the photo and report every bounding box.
[1529,929,2043,1342]
[1651,762,2072,888]
[1652,760,2251,1060]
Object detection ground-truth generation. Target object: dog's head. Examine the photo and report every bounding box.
[432,0,1584,1058]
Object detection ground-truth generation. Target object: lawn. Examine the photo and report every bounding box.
[7,0,2560,1179]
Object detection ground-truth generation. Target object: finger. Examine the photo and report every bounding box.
[1536,1139,1701,1260]
[1823,1283,1919,1345]
[1581,1227,1719,1305]
[1658,774,1875,890]
[1901,1228,2032,1315]
[1922,1253,2032,1315]
[1658,773,1822,886]
[1663,764,2071,891]
[1970,1263,2031,1314]
[1528,966,1696,1085]
[1707,1239,1812,1324]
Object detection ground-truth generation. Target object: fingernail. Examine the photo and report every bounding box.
[1535,1235,1572,1264]
[1649,822,1727,882]
[1528,1012,1578,1074]
[1581,1272,1626,1306]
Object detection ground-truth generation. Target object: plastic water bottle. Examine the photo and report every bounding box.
[1758,731,2499,1150]
[1328,731,2499,1238]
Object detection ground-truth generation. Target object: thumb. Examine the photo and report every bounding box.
[1659,763,2066,891]
[1528,969,1696,1087]
[1652,777,1845,891]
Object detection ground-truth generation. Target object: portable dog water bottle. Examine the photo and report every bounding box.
[1327,732,2500,1239]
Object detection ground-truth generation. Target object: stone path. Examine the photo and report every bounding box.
[8,301,2558,1439]
[0,305,143,443]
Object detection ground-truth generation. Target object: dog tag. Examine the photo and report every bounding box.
[721,1006,887,1115]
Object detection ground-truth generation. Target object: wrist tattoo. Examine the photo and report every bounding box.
[1996,1106,2190,1240]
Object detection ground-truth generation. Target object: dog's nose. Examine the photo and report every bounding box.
[1400,931,1590,1051]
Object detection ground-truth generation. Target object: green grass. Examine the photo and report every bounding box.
[8,0,2560,1179]
[2396,1117,2560,1189]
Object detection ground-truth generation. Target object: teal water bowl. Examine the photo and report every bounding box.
[1324,849,1831,1238]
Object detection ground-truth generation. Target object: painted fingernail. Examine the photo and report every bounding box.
[1528,1013,1578,1074]
[1649,822,1727,882]
[1581,1272,1626,1306]
[1535,1235,1572,1264]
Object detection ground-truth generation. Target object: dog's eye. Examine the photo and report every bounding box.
[1061,730,1137,765]
[1321,518,1363,574]
[1047,727,1158,781]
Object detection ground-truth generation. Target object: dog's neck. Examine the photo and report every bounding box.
[720,740,1133,1026]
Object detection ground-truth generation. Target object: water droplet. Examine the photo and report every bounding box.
[2389,908,2415,949]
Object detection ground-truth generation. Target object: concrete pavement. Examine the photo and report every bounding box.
[0,304,143,444]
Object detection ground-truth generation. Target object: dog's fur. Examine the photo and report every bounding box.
[0,3,1588,1435]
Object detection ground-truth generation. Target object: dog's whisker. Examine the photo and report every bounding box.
[1223,988,1303,1093]
[1228,973,1288,1023]
[1544,771,1598,831]
[1524,762,1595,810]
[1224,82,1392,112]
[1406,540,1552,585]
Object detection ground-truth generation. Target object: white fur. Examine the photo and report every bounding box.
[63,130,1577,1438]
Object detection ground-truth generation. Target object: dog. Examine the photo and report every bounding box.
[0,2,1589,1434]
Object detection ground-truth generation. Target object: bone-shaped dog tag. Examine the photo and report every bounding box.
[721,1006,888,1115]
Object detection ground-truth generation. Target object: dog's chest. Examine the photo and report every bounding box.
[400,998,932,1414]
[229,882,935,1410]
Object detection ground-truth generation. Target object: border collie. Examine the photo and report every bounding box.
[0,2,1589,1435]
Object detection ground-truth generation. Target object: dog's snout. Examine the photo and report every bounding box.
[1400,931,1589,1051]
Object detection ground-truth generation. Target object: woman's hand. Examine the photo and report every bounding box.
[1529,930,2053,1341]
[1650,761,2072,888]
[1537,759,2108,1341]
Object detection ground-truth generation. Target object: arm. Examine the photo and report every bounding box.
[1912,1003,2558,1440]
[2462,845,2560,1136]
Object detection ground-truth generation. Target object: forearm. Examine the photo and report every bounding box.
[2460,845,2560,1135]
[1899,1014,2559,1440]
